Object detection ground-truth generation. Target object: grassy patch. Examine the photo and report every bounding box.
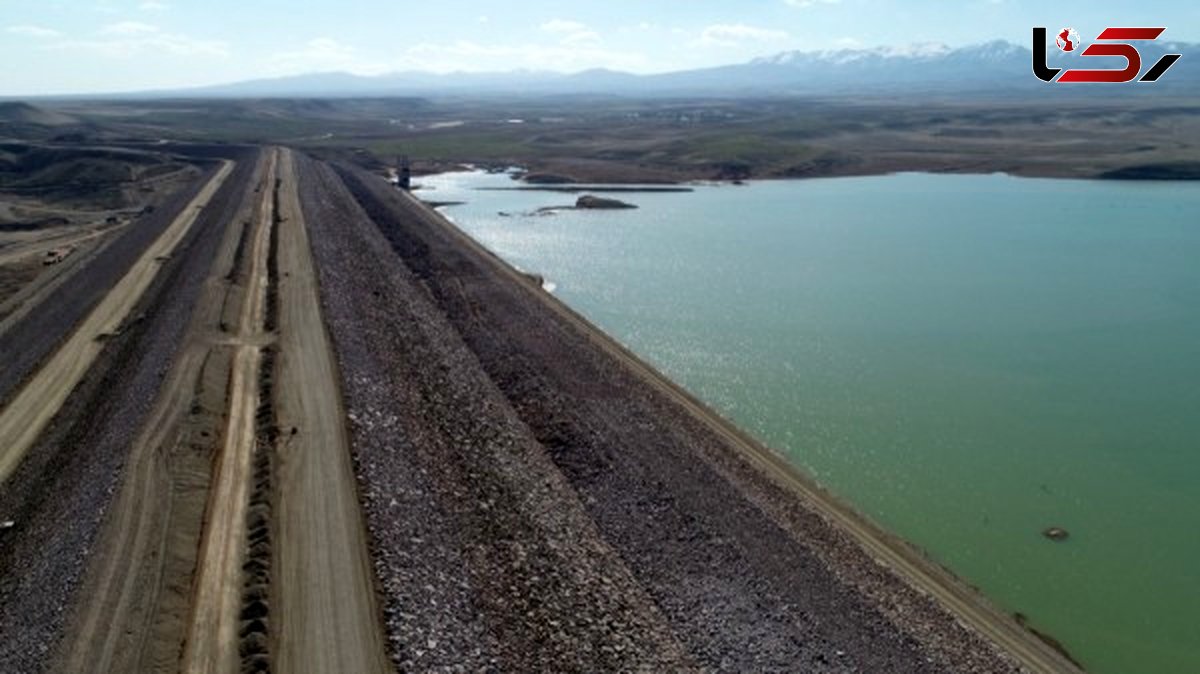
[675,133,813,164]
[342,129,532,161]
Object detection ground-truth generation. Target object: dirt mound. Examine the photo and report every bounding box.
[0,102,78,127]
[0,144,194,207]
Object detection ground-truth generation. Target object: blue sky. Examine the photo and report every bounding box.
[2,0,1197,95]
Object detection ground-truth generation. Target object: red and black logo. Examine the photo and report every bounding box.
[1033,27,1182,83]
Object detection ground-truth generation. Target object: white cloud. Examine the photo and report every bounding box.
[6,25,62,39]
[139,1,169,10]
[618,21,657,35]
[540,19,588,34]
[784,0,841,7]
[699,23,789,47]
[48,25,229,59]
[404,39,649,74]
[268,37,388,75]
[539,18,602,47]
[562,30,601,46]
[100,21,159,35]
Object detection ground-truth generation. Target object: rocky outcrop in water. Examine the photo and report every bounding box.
[575,195,637,210]
[1042,527,1069,542]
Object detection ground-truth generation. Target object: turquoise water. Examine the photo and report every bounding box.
[415,171,1200,674]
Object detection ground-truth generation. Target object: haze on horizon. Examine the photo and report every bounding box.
[3,0,1198,96]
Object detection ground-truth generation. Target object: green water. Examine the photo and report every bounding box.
[417,171,1200,673]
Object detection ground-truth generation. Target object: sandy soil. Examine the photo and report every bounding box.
[0,160,232,483]
[0,223,120,267]
[0,154,198,303]
[0,258,45,320]
[0,166,217,407]
[181,150,276,674]
[51,150,266,674]
[0,225,120,327]
[48,147,390,674]
[271,148,390,674]
[0,149,258,674]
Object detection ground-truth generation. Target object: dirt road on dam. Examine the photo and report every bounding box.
[0,160,232,484]
[270,148,390,674]
[49,148,388,674]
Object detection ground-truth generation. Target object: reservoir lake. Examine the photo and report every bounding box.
[415,170,1200,674]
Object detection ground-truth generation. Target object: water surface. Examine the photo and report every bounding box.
[416,170,1200,674]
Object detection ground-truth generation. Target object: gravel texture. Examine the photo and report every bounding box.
[299,154,693,672]
[0,148,257,674]
[0,160,214,406]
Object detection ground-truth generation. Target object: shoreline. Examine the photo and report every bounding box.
[411,156,1200,187]
[414,162,1200,193]
[407,181,1086,672]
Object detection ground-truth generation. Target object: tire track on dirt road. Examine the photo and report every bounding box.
[52,152,268,674]
[182,150,277,674]
[0,160,234,485]
[270,147,390,674]
[51,147,391,674]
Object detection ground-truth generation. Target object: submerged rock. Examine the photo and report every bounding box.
[1042,526,1069,542]
[575,195,637,210]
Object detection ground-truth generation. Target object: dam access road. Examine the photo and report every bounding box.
[0,144,1084,673]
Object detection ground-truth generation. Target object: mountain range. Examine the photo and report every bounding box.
[61,39,1200,99]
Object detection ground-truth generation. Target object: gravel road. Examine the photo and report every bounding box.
[0,149,256,674]
[300,154,694,672]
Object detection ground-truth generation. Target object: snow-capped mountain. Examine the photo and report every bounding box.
[756,42,956,67]
[135,40,1196,99]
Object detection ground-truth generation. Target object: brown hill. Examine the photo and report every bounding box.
[0,102,78,127]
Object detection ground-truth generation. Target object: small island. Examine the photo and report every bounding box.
[575,194,637,210]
